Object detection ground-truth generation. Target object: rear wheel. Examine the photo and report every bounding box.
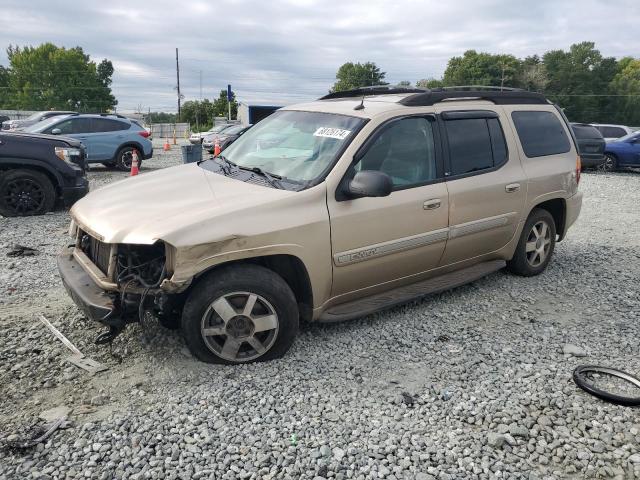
[0,169,56,217]
[598,154,617,172]
[507,208,556,277]
[181,264,299,364]
[115,146,142,171]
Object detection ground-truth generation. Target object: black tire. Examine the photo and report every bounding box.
[506,208,556,277]
[573,365,640,407]
[0,169,56,217]
[599,154,617,172]
[115,146,143,172]
[182,264,299,364]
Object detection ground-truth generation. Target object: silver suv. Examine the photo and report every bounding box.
[58,86,583,364]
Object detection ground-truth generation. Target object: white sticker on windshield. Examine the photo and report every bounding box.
[313,127,352,140]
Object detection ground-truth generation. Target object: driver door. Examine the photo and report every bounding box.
[327,115,449,299]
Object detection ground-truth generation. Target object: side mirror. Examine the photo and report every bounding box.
[51,128,62,135]
[344,170,393,199]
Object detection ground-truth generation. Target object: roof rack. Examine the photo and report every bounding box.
[399,87,548,106]
[99,113,128,119]
[319,85,427,100]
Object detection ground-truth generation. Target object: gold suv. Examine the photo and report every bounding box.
[58,86,583,364]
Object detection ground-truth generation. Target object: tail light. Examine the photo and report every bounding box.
[137,130,150,138]
[576,155,581,185]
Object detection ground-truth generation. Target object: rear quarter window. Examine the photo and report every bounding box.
[512,111,571,158]
[598,126,626,138]
[572,125,603,140]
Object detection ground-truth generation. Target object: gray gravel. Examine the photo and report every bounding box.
[1,163,640,480]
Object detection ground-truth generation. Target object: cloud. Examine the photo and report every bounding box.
[0,0,638,111]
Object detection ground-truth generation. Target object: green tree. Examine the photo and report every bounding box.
[543,42,619,122]
[330,62,387,92]
[0,66,9,106]
[147,112,177,123]
[181,99,216,130]
[396,80,412,87]
[211,89,238,119]
[609,57,640,125]
[416,78,444,89]
[442,50,523,88]
[1,43,116,111]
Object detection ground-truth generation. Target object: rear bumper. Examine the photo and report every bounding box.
[563,191,583,238]
[581,154,606,168]
[57,247,118,325]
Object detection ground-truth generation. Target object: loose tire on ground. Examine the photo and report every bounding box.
[0,169,56,217]
[181,264,299,364]
[115,146,142,172]
[506,208,556,277]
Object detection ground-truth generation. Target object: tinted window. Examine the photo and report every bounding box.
[572,125,603,140]
[46,118,91,134]
[512,111,571,158]
[354,117,437,188]
[445,118,507,175]
[92,118,129,132]
[598,126,626,138]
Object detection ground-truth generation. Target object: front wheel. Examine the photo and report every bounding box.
[0,169,56,217]
[181,264,299,364]
[506,208,556,277]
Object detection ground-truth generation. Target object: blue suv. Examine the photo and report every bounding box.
[25,114,153,171]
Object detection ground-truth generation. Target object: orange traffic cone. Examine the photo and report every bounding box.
[163,138,171,151]
[214,139,221,156]
[130,149,139,176]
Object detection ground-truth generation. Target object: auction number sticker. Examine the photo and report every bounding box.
[313,127,352,140]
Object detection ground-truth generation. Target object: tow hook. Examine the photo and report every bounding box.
[95,324,124,346]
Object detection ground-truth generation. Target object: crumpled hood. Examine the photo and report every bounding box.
[71,162,293,244]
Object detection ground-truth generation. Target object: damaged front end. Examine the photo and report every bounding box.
[58,223,190,343]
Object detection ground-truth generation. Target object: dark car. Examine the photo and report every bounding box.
[603,131,640,172]
[202,124,251,153]
[0,132,88,216]
[571,123,606,169]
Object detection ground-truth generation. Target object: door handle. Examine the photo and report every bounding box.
[505,183,521,193]
[423,199,441,210]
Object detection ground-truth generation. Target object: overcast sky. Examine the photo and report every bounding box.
[1,0,638,112]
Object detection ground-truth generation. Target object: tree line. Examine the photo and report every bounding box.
[331,42,640,125]
[0,43,116,112]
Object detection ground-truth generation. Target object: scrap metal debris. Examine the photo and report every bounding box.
[38,315,108,374]
[6,244,39,257]
[2,417,66,450]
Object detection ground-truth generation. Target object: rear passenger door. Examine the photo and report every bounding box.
[438,109,526,265]
[89,118,130,161]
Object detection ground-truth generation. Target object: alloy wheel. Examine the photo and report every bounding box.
[3,178,46,215]
[525,220,551,267]
[200,291,279,362]
[598,155,615,173]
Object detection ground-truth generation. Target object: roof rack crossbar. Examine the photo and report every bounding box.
[399,89,548,107]
[319,85,427,100]
[433,85,525,92]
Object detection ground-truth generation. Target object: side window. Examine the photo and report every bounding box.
[600,126,625,138]
[92,118,129,132]
[354,117,437,188]
[72,118,93,134]
[46,119,73,134]
[511,111,571,158]
[445,117,507,176]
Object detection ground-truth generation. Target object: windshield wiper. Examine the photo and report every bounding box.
[215,155,237,175]
[237,165,284,189]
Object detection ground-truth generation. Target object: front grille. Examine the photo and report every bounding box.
[80,232,111,275]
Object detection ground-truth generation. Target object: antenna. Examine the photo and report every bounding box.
[354,96,365,110]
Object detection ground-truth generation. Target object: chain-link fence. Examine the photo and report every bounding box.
[150,123,191,139]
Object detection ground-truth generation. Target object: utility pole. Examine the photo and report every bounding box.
[175,48,181,120]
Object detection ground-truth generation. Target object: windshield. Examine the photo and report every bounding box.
[219,110,364,184]
[23,116,68,133]
[222,125,246,135]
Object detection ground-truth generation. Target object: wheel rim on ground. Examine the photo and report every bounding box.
[3,178,45,214]
[598,155,615,172]
[525,220,551,267]
[200,291,279,362]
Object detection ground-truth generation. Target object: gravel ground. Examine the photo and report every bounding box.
[1,157,639,480]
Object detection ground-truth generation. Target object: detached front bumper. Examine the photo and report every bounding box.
[57,247,119,325]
